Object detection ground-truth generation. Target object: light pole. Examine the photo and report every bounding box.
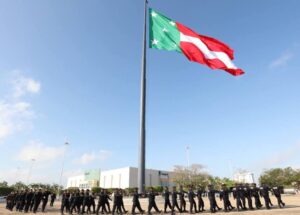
[59,142,69,195]
[186,145,190,169]
[26,158,36,185]
[15,166,21,182]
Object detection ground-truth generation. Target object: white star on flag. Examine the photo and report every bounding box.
[152,39,159,45]
[162,27,168,32]
[151,11,157,17]
[169,21,175,26]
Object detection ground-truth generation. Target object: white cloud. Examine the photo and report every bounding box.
[0,101,34,141]
[16,140,66,162]
[12,74,41,98]
[76,150,112,165]
[251,142,300,171]
[0,72,40,142]
[269,51,293,68]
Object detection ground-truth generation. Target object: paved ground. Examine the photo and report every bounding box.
[0,194,299,215]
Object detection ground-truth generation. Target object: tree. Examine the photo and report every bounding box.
[0,181,8,187]
[259,167,298,187]
[172,164,211,188]
[11,181,28,190]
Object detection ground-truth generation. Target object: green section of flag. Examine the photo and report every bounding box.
[149,8,181,53]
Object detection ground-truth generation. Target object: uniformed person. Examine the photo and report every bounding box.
[50,192,56,207]
[32,188,43,213]
[188,186,197,213]
[163,186,172,213]
[251,183,262,209]
[272,186,285,208]
[81,189,90,214]
[60,190,70,214]
[41,189,51,212]
[219,184,234,212]
[146,187,161,214]
[131,188,145,214]
[244,184,254,210]
[233,184,245,211]
[259,185,272,209]
[207,184,221,213]
[119,189,128,213]
[171,186,181,213]
[104,189,112,213]
[24,189,34,213]
[96,189,107,214]
[19,189,27,211]
[196,186,205,212]
[112,189,122,214]
[178,185,187,212]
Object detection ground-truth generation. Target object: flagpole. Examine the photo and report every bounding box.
[138,0,147,194]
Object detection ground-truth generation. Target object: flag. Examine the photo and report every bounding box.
[149,8,244,76]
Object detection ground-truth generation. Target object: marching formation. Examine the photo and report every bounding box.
[5,188,56,213]
[5,183,286,214]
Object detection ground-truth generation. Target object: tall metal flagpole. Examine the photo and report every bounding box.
[138,0,148,194]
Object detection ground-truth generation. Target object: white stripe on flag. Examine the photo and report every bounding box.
[180,33,237,69]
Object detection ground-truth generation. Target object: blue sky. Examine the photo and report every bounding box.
[0,0,300,185]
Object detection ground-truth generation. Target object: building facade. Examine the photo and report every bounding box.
[66,167,174,189]
[233,171,255,184]
[100,167,174,189]
[67,169,100,189]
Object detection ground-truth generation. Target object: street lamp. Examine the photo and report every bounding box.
[59,142,69,195]
[26,158,36,185]
[186,145,190,169]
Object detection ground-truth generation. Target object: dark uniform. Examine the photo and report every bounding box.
[196,187,205,212]
[69,192,76,214]
[70,191,81,214]
[245,184,254,210]
[233,185,246,211]
[81,189,90,214]
[112,190,122,214]
[171,187,181,213]
[119,189,128,213]
[61,191,70,214]
[131,188,144,214]
[207,185,221,213]
[188,188,197,213]
[104,190,112,213]
[272,187,285,208]
[146,188,161,214]
[24,189,34,212]
[220,185,234,212]
[89,193,96,213]
[178,186,187,212]
[96,190,107,214]
[251,184,262,209]
[41,190,51,212]
[259,185,272,209]
[50,192,56,207]
[32,189,43,213]
[6,192,15,211]
[163,187,172,213]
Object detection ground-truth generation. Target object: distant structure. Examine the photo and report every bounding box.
[100,167,174,189]
[66,167,174,190]
[67,169,100,190]
[233,171,255,184]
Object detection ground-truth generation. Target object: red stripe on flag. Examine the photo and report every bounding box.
[176,22,244,76]
[176,22,234,60]
[180,41,244,76]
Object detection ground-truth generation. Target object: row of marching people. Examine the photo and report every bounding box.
[5,188,56,213]
[61,183,286,214]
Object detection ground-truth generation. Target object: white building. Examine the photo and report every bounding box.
[100,167,174,189]
[233,171,255,184]
[67,169,100,189]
